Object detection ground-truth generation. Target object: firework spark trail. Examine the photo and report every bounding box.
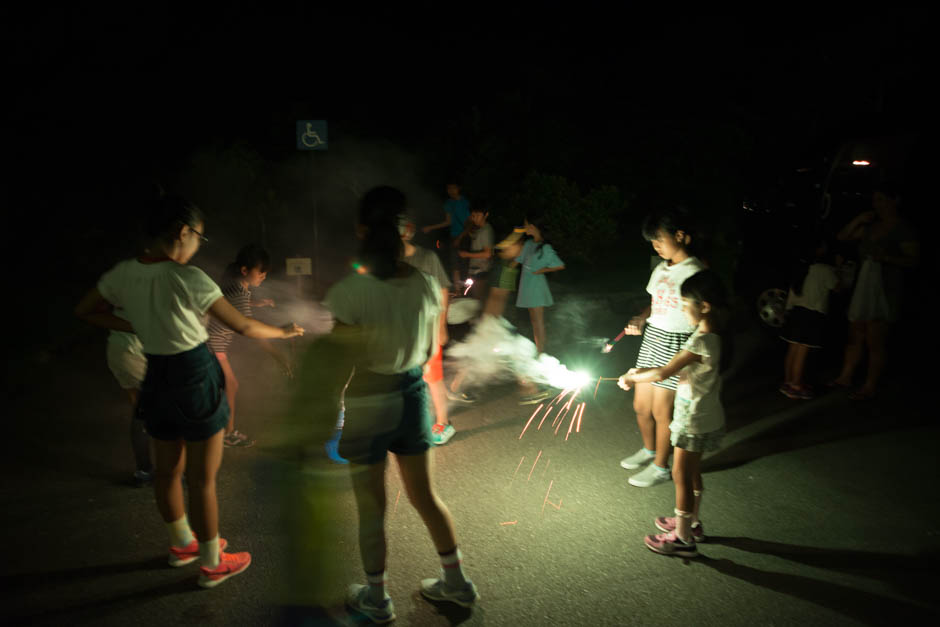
[554,397,576,435]
[526,450,543,482]
[552,393,576,429]
[565,409,577,441]
[392,489,401,518]
[519,404,543,439]
[541,479,554,514]
[509,456,526,486]
[500,521,518,526]
[576,402,585,432]
[463,278,474,296]
[542,459,551,477]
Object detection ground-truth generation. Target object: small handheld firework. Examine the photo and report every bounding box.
[601,330,627,353]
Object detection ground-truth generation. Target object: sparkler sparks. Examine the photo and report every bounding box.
[519,404,543,439]
[500,521,518,526]
[510,455,526,486]
[526,450,543,482]
[463,278,474,295]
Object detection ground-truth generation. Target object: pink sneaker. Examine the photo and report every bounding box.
[644,530,698,557]
[654,517,705,542]
[168,537,228,567]
[197,551,252,588]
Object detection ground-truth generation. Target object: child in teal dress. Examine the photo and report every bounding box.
[515,216,565,355]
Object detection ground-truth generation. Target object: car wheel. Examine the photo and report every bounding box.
[757,288,788,328]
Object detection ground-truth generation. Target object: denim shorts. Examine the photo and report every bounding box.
[137,344,229,442]
[339,367,433,465]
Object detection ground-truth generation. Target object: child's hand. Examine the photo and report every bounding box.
[617,373,633,391]
[282,322,304,338]
[624,316,646,336]
[256,298,276,308]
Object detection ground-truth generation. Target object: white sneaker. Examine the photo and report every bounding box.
[628,463,671,487]
[620,448,655,470]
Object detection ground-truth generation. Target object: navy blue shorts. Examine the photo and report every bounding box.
[137,344,229,442]
[338,367,433,465]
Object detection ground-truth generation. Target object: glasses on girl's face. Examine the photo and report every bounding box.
[190,227,209,244]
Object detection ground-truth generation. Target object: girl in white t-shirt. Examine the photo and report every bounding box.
[291,186,477,623]
[75,194,303,588]
[780,238,840,400]
[619,270,729,557]
[619,208,705,488]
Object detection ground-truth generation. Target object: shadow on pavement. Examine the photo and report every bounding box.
[699,537,938,621]
[0,556,168,590]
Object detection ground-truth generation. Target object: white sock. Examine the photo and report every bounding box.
[440,548,468,588]
[166,516,195,548]
[693,489,704,525]
[366,570,388,604]
[674,508,694,543]
[199,535,220,568]
[653,464,670,474]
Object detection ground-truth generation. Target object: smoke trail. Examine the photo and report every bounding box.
[445,316,590,391]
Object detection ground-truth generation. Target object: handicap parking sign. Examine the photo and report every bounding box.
[297,120,328,150]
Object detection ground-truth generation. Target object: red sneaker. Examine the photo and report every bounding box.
[197,551,252,588]
[168,537,228,567]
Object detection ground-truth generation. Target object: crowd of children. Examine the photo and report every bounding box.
[74,179,916,618]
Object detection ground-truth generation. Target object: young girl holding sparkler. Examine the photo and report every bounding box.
[618,270,729,557]
[620,207,705,488]
[207,244,292,448]
[75,194,303,588]
[515,215,564,356]
[299,186,478,623]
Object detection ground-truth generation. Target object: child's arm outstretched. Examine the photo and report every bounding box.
[617,349,701,390]
[209,297,304,339]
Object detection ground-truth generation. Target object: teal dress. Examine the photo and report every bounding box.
[515,240,564,308]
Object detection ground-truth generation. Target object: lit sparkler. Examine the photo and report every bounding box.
[463,278,474,296]
[601,329,626,353]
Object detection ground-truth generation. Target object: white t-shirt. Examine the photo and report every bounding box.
[98,259,223,355]
[672,329,725,435]
[786,263,838,314]
[646,257,705,333]
[324,268,442,375]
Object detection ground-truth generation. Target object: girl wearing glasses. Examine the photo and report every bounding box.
[75,193,303,588]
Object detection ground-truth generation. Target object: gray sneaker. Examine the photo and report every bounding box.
[620,448,655,470]
[628,463,671,487]
[420,577,480,608]
[346,584,396,624]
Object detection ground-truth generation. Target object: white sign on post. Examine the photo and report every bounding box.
[286,258,313,276]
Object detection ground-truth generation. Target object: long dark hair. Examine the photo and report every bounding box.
[359,186,406,280]
[681,270,734,372]
[144,193,204,243]
[223,244,271,282]
[524,212,554,256]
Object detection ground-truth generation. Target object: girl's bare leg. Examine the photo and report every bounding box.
[184,429,224,541]
[153,438,186,523]
[125,388,152,472]
[861,321,889,395]
[529,307,546,355]
[428,379,450,426]
[216,353,238,434]
[833,321,866,385]
[651,386,676,469]
[791,344,810,387]
[783,344,796,384]
[396,451,458,553]
[349,459,389,573]
[672,447,702,513]
[633,382,655,452]
[483,287,509,318]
